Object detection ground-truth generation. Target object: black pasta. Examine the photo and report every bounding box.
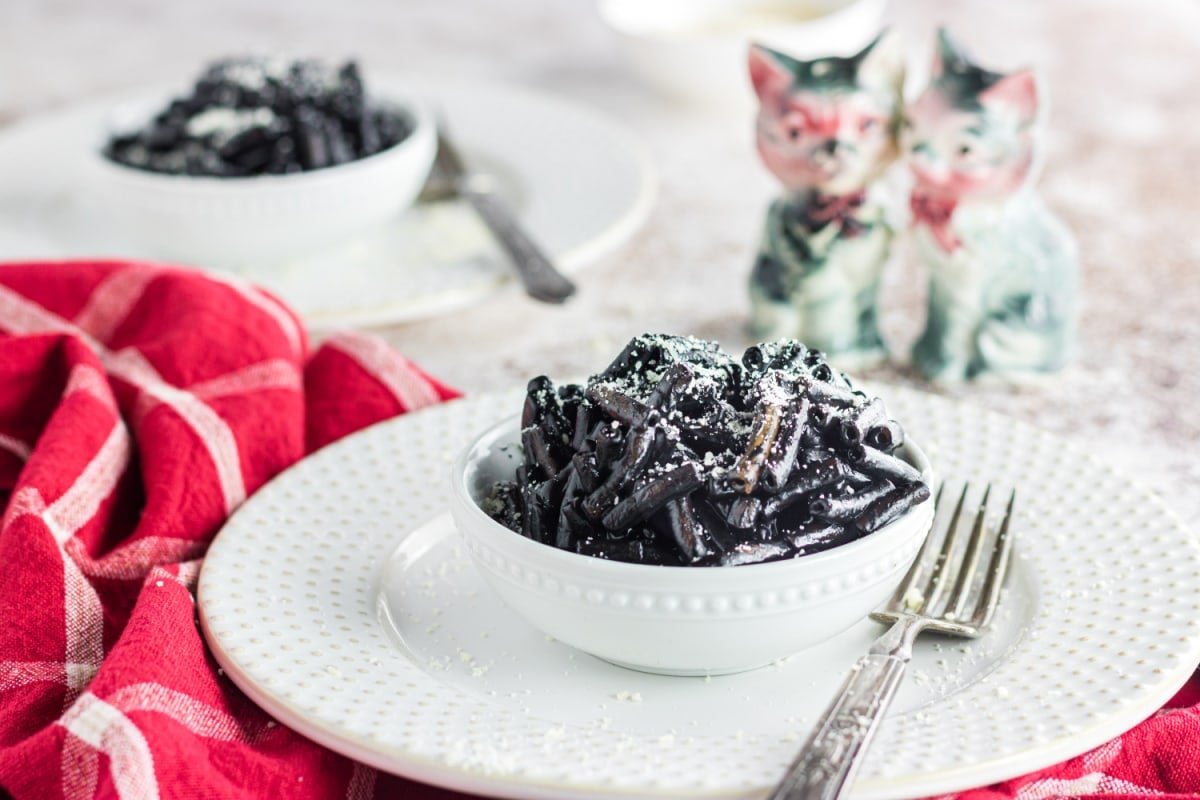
[105,56,413,177]
[484,334,930,567]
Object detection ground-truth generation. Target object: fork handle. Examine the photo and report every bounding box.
[767,637,913,799]
[458,185,577,304]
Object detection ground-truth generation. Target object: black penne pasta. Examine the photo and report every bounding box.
[570,504,601,552]
[518,477,549,544]
[524,375,570,449]
[358,107,382,155]
[325,117,354,165]
[724,495,762,530]
[760,456,846,518]
[601,462,704,531]
[752,516,781,546]
[534,383,573,454]
[725,400,783,494]
[553,462,586,548]
[803,402,840,449]
[788,520,849,552]
[646,362,696,410]
[555,499,590,550]
[681,416,740,455]
[571,452,601,493]
[557,383,586,443]
[690,497,741,555]
[839,397,886,446]
[571,402,593,451]
[586,383,648,427]
[594,337,647,381]
[535,467,568,523]
[795,373,861,408]
[760,396,809,491]
[853,482,932,533]
[865,421,904,451]
[521,424,559,481]
[589,420,624,470]
[810,480,894,520]
[809,402,840,428]
[557,380,585,405]
[580,482,617,522]
[809,362,835,383]
[522,376,554,429]
[787,520,854,551]
[799,425,825,451]
[617,412,663,472]
[719,541,791,567]
[741,341,790,373]
[542,414,569,458]
[574,535,676,566]
[847,443,924,486]
[841,467,876,486]
[660,496,714,564]
[788,517,844,537]
[746,366,791,400]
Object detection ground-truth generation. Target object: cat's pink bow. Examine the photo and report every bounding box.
[910,190,961,252]
[807,189,867,237]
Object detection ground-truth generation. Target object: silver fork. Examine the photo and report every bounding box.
[768,483,1016,800]
[424,124,577,304]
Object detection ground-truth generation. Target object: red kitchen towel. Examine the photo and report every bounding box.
[0,260,465,799]
[937,679,1200,799]
[0,259,1198,800]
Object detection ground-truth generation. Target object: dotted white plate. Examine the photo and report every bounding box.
[0,81,655,329]
[198,387,1200,799]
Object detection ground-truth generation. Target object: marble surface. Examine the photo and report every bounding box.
[3,0,1198,527]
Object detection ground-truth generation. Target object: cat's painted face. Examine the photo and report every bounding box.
[904,30,1040,202]
[750,34,904,196]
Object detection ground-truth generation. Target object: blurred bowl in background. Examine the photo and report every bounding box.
[86,92,437,271]
[599,0,887,107]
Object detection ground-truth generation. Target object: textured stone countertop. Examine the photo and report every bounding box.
[3,0,1198,524]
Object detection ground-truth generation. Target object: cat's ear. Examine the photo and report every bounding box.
[980,69,1040,127]
[931,27,968,79]
[855,29,905,95]
[749,43,794,105]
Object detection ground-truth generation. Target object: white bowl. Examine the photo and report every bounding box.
[86,93,437,269]
[598,0,888,107]
[450,414,934,676]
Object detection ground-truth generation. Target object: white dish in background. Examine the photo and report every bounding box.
[600,0,888,106]
[0,81,655,329]
[198,386,1200,800]
[91,93,437,266]
[450,414,934,676]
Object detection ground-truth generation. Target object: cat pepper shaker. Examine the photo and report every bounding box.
[905,29,1079,382]
[747,32,905,368]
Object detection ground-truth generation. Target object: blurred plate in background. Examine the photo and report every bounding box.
[0,80,656,328]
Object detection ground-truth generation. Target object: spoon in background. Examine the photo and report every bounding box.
[420,125,577,304]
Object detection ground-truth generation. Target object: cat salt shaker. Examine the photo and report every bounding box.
[905,29,1079,382]
[747,33,905,368]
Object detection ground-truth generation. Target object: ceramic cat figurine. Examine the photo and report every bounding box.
[905,29,1078,382]
[747,33,905,367]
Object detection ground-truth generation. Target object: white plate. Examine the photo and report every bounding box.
[0,81,655,329]
[198,387,1200,799]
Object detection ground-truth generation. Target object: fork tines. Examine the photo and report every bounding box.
[871,481,1015,637]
